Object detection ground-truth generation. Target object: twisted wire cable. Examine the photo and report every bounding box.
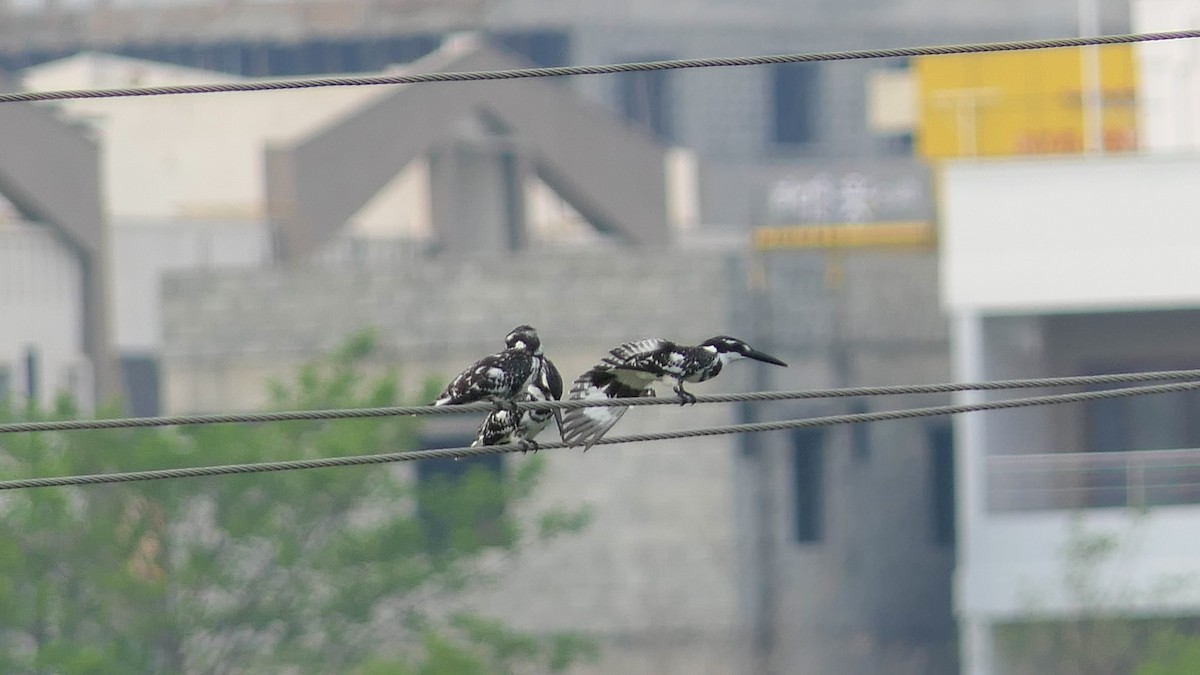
[2,379,1198,491]
[0,30,1196,104]
[0,368,1197,436]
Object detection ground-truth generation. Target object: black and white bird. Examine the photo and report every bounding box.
[561,336,787,450]
[471,357,564,453]
[433,325,545,410]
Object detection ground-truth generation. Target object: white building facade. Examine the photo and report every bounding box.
[0,219,91,407]
[940,154,1200,675]
[1135,0,1200,153]
[20,52,393,359]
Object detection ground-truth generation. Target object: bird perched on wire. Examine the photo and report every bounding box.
[561,335,787,450]
[433,325,546,411]
[471,357,563,454]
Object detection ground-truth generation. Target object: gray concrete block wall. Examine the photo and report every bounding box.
[161,245,955,674]
[162,247,756,673]
[842,251,950,345]
[742,248,957,675]
[163,248,742,372]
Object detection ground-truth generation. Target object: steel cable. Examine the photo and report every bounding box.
[3,379,1199,491]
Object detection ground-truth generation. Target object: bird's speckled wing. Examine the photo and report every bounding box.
[434,350,534,405]
[472,356,563,447]
[601,338,676,371]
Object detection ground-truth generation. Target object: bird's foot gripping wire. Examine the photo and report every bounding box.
[673,384,698,406]
[517,440,540,455]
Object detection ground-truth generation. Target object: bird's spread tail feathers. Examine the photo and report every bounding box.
[561,367,654,450]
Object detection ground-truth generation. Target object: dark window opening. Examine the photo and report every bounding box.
[24,346,38,402]
[792,428,825,543]
[120,355,161,417]
[927,424,956,546]
[415,433,506,551]
[1085,386,1200,453]
[617,55,675,142]
[886,132,915,156]
[771,63,820,145]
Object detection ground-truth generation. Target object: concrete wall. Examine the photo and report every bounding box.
[161,249,743,411]
[162,247,753,673]
[755,250,957,675]
[161,245,956,673]
[111,220,272,353]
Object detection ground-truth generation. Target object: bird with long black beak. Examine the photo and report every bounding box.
[561,335,787,450]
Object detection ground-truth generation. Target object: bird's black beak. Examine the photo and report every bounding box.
[746,348,787,367]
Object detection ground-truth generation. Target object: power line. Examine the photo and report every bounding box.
[1,30,1197,105]
[0,368,1198,436]
[2,379,1199,491]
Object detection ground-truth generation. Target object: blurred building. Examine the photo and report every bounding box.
[0,0,1127,233]
[161,243,958,675]
[5,1,1158,671]
[164,249,759,675]
[941,154,1200,675]
[924,4,1200,673]
[55,32,964,675]
[0,97,116,408]
[23,38,682,414]
[746,238,957,674]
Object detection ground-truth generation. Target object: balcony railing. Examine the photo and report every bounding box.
[988,448,1200,511]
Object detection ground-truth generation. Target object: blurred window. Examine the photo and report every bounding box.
[792,428,825,543]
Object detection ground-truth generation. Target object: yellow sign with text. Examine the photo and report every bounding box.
[753,221,935,251]
[916,46,1136,158]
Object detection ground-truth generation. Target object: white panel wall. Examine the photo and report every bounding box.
[960,507,1200,620]
[940,154,1200,313]
[0,222,88,406]
[1134,0,1200,153]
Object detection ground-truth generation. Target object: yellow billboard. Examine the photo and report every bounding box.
[916,46,1136,158]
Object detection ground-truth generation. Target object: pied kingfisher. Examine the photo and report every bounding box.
[433,325,545,410]
[471,357,563,454]
[561,335,787,450]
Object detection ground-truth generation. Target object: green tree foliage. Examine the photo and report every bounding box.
[0,332,595,673]
[1137,629,1200,675]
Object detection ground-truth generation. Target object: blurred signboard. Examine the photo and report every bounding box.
[765,166,929,225]
[915,46,1137,158]
[753,221,935,251]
